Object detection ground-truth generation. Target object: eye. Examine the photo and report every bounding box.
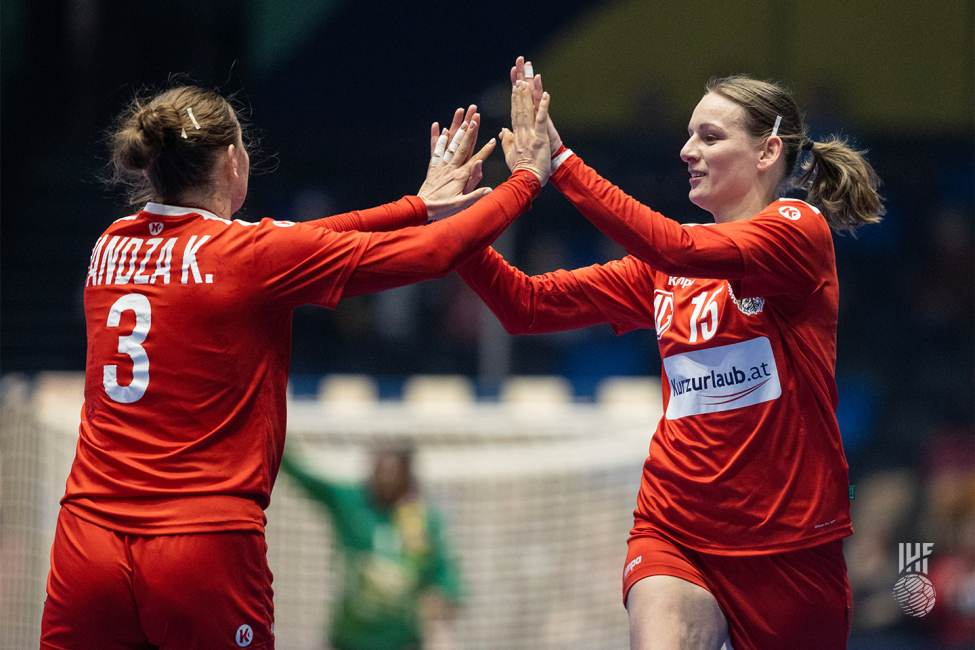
[704,133,717,143]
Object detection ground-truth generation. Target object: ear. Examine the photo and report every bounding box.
[225,143,241,178]
[757,136,783,172]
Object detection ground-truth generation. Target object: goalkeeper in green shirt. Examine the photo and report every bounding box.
[280,446,462,650]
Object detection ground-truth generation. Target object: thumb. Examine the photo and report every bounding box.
[499,128,514,156]
[453,187,493,212]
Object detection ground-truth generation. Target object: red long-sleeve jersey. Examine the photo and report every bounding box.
[63,171,539,535]
[458,153,852,554]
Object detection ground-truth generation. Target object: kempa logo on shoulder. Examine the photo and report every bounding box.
[149,222,164,235]
[778,205,801,220]
[892,543,936,617]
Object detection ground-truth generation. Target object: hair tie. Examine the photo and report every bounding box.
[770,115,782,138]
[802,139,814,152]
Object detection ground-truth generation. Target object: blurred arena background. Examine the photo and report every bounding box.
[1,1,973,648]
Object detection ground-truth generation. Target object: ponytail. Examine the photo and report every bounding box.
[798,136,885,235]
[706,75,885,235]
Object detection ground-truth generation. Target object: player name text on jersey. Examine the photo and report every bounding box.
[86,235,213,287]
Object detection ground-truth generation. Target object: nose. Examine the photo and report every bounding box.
[680,135,698,163]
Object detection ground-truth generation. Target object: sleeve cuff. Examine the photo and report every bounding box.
[552,147,574,170]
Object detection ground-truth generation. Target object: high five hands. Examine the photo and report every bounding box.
[510,56,562,159]
[417,58,553,220]
[418,105,496,221]
[500,75,552,186]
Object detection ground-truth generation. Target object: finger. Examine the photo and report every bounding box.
[431,128,449,167]
[510,65,517,87]
[430,122,440,157]
[513,56,526,83]
[499,128,513,156]
[524,60,534,80]
[442,120,468,164]
[534,92,551,134]
[443,108,466,155]
[462,114,481,162]
[463,104,477,127]
[469,137,496,165]
[462,187,491,208]
[449,119,479,165]
[510,81,533,132]
[531,74,544,107]
[447,107,465,136]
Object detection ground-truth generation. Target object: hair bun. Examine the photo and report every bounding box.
[117,104,181,171]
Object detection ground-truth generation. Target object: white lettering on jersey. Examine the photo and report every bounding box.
[664,337,780,420]
[100,236,129,285]
[103,294,151,403]
[113,238,144,285]
[180,235,210,284]
[86,236,108,286]
[150,238,177,284]
[133,238,162,285]
[653,290,674,339]
[668,276,695,288]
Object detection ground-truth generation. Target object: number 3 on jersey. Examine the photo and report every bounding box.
[103,294,151,403]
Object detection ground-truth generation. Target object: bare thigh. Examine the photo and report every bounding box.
[626,575,729,650]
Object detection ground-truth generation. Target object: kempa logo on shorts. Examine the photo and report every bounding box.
[236,624,253,647]
[624,556,642,578]
[892,543,936,617]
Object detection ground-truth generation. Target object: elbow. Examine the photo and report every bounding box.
[500,320,531,336]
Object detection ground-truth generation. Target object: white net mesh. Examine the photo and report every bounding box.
[1,372,662,650]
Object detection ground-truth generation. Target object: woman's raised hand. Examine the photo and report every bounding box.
[501,79,552,186]
[510,56,562,159]
[418,104,497,221]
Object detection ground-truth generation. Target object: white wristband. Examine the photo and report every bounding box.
[552,148,574,171]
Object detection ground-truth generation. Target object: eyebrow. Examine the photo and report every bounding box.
[689,121,727,133]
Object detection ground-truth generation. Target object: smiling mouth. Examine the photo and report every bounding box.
[690,171,706,179]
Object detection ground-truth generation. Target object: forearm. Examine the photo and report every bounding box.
[456,246,607,335]
[309,196,428,232]
[552,153,745,279]
[341,172,539,296]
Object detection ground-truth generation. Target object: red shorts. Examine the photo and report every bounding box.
[623,526,851,650]
[41,507,274,650]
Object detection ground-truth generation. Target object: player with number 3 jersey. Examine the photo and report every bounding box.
[41,81,552,650]
[457,58,885,650]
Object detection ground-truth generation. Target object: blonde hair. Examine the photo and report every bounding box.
[706,75,885,234]
[108,86,251,208]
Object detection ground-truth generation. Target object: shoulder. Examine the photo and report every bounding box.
[737,199,831,243]
[758,199,827,231]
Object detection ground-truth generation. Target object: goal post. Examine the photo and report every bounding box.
[1,372,661,650]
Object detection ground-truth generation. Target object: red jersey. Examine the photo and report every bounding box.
[458,154,852,554]
[64,172,540,535]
